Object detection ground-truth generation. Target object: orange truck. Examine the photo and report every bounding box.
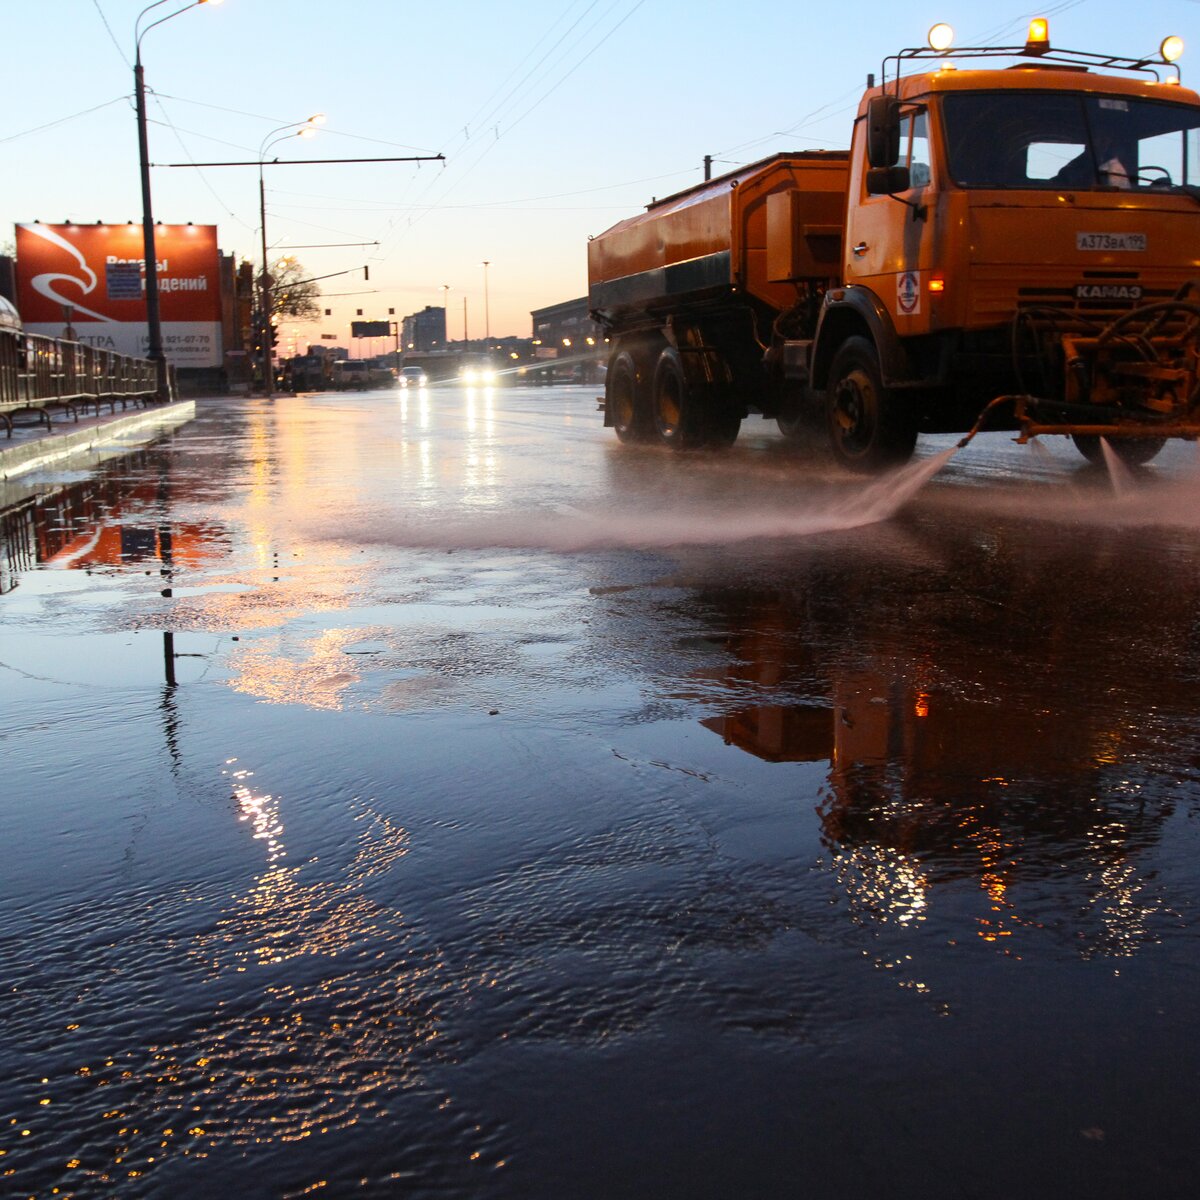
[587,20,1200,469]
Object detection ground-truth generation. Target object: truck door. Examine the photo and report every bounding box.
[845,106,940,331]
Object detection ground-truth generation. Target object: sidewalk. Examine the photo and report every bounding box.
[0,399,197,482]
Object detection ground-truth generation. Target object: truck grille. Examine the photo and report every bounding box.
[1017,274,1174,319]
[971,267,1188,329]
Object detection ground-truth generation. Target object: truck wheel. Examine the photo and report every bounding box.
[826,336,917,472]
[607,350,649,443]
[1071,434,1165,467]
[651,347,736,449]
[652,347,693,447]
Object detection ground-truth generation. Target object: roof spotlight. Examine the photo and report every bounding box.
[1161,35,1184,64]
[928,22,954,52]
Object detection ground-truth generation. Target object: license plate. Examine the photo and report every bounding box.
[1077,232,1147,252]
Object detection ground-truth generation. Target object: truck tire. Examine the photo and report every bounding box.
[651,347,739,449]
[1071,433,1165,467]
[825,336,917,472]
[607,350,650,443]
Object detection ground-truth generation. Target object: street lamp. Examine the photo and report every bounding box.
[481,260,491,341]
[258,115,323,398]
[135,0,222,401]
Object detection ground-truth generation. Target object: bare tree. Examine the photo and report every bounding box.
[269,256,321,322]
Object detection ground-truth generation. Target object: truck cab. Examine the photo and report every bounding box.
[814,24,1200,467]
[588,21,1200,471]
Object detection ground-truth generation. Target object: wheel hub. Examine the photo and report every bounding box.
[834,379,864,433]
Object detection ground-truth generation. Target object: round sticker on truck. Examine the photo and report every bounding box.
[897,270,921,316]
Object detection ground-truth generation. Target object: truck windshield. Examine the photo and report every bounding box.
[942,91,1200,190]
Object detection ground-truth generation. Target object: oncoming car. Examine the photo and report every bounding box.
[399,366,428,388]
[460,363,497,385]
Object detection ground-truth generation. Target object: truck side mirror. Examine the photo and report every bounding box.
[866,95,901,167]
[866,165,912,195]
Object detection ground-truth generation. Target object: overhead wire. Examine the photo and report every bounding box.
[372,0,649,264]
[263,166,695,214]
[709,2,1091,171]
[0,96,130,145]
[970,0,1087,47]
[90,0,129,67]
[246,9,611,249]
[376,1,642,252]
[462,0,605,142]
[147,91,256,233]
[503,0,648,133]
[152,93,438,154]
[456,0,601,143]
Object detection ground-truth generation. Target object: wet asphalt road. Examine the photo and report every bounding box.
[2,384,1200,1198]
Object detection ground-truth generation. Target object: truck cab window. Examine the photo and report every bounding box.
[943,91,1200,190]
[899,109,932,187]
[1027,139,1086,181]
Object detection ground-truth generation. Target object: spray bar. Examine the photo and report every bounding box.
[955,394,1200,450]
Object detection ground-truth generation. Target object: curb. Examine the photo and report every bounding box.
[0,401,197,480]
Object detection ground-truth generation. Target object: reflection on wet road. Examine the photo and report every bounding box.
[3,387,1200,1198]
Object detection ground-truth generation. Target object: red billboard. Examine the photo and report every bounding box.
[15,222,223,367]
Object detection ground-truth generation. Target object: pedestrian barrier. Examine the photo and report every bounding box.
[0,328,165,437]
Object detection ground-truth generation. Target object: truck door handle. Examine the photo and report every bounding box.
[852,242,869,256]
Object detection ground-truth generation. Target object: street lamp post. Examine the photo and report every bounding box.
[481,260,490,341]
[135,0,221,402]
[257,116,323,398]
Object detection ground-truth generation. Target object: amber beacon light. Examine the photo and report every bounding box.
[1025,17,1050,54]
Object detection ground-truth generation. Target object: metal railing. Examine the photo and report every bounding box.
[0,328,166,436]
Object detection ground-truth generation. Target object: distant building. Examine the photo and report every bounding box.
[529,297,607,383]
[402,305,447,352]
[220,255,256,388]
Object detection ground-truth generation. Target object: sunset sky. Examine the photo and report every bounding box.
[3,0,1195,345]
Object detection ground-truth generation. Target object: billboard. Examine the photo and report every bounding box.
[15,222,223,368]
[351,320,391,338]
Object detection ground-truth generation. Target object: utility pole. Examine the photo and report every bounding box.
[134,0,222,401]
[259,163,271,395]
[156,145,446,391]
[481,260,490,341]
[134,51,167,400]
